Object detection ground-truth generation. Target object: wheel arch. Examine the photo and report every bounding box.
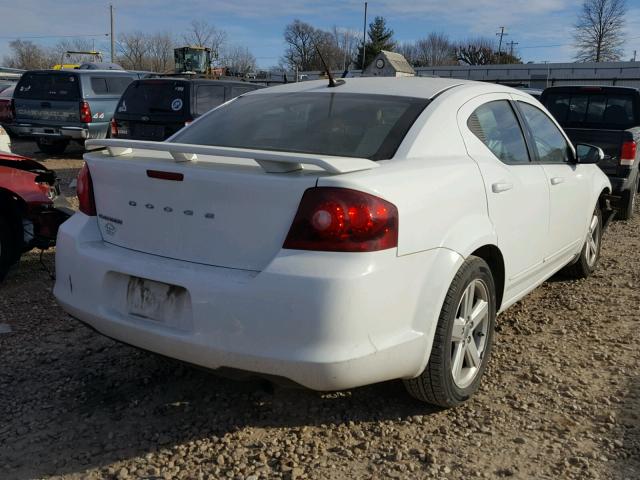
[470,244,505,311]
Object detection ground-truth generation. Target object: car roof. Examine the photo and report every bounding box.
[249,76,520,100]
[23,69,136,76]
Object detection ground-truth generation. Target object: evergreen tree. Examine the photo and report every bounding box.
[356,16,395,69]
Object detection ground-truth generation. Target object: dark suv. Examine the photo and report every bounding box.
[12,69,139,154]
[541,85,640,219]
[111,78,264,141]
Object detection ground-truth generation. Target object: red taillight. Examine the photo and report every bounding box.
[110,118,118,137]
[80,101,92,123]
[9,99,15,121]
[283,187,398,252]
[621,141,637,166]
[77,163,96,216]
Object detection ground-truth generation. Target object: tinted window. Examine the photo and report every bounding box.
[91,76,134,95]
[467,101,530,164]
[196,85,225,115]
[173,93,429,160]
[518,102,570,164]
[544,91,635,128]
[91,77,108,94]
[15,73,80,101]
[117,80,189,117]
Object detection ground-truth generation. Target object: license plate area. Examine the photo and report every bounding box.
[126,276,187,324]
[134,123,165,140]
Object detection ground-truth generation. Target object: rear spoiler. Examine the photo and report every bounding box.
[85,139,379,174]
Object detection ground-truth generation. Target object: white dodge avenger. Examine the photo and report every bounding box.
[54,77,611,407]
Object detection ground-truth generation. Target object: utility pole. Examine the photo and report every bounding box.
[361,2,368,72]
[506,40,519,57]
[110,4,115,62]
[634,50,637,62]
[496,26,508,56]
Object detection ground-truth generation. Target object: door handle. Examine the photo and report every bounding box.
[550,177,565,185]
[491,182,513,193]
[40,102,51,108]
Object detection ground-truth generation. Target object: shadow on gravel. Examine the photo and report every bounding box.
[609,376,640,480]
[0,305,441,479]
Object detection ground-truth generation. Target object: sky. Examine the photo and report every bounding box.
[1,0,640,68]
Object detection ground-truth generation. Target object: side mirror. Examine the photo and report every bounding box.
[575,143,604,164]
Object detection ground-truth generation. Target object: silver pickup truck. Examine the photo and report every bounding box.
[11,69,139,155]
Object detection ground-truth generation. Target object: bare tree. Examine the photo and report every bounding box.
[182,20,227,62]
[222,45,256,75]
[117,31,150,70]
[331,27,359,70]
[147,32,175,73]
[283,20,319,71]
[456,37,497,65]
[2,40,51,69]
[574,0,626,62]
[50,38,100,66]
[415,33,457,66]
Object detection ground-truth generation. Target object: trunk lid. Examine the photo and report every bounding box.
[13,71,82,125]
[86,149,322,271]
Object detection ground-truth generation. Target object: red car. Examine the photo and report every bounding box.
[0,84,15,127]
[0,149,70,281]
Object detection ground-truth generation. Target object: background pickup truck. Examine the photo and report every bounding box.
[542,85,640,219]
[11,69,139,155]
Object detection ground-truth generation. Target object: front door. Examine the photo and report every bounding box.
[513,96,590,266]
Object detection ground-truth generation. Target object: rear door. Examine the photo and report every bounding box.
[458,94,549,295]
[14,71,81,126]
[514,96,590,264]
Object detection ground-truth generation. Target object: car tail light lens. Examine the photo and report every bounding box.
[283,187,398,252]
[79,101,92,123]
[621,140,637,166]
[110,118,118,137]
[77,163,96,216]
[9,99,15,121]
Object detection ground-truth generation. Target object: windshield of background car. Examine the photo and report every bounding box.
[544,91,636,129]
[15,72,80,101]
[172,92,429,160]
[116,80,189,117]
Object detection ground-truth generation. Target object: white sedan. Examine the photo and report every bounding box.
[54,77,611,407]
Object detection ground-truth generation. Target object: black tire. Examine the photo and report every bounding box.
[0,216,20,282]
[404,256,496,407]
[618,175,638,220]
[562,206,602,279]
[36,138,69,155]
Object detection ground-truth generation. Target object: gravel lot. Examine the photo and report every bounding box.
[1,139,639,480]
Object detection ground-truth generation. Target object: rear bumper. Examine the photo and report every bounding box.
[12,123,89,140]
[54,214,462,391]
[608,168,638,194]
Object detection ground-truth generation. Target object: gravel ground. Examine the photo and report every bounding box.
[0,140,638,480]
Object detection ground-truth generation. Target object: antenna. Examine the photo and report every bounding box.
[315,45,344,87]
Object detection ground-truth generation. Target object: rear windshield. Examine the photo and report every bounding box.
[15,72,80,101]
[117,80,189,116]
[172,92,429,160]
[544,91,636,128]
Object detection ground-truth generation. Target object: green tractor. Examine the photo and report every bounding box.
[174,46,213,75]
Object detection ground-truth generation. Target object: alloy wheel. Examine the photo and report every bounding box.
[585,213,600,268]
[451,279,490,389]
